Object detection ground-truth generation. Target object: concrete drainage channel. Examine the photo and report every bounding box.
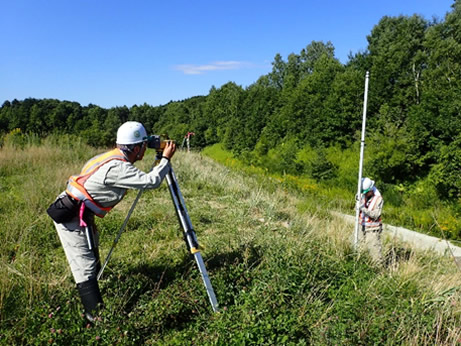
[332,211,461,266]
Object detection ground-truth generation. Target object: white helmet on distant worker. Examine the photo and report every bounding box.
[361,177,375,194]
[116,121,147,145]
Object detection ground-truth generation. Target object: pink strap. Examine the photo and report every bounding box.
[79,203,87,227]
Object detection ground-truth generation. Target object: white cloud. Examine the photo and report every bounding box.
[174,61,251,75]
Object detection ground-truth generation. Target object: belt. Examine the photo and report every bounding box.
[62,193,78,209]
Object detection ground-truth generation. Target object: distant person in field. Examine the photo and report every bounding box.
[47,121,176,322]
[357,177,384,264]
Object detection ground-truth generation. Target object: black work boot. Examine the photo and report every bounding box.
[77,277,103,322]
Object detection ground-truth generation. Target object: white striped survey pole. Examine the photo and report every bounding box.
[354,71,370,250]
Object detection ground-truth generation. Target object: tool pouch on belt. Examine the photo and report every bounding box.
[47,194,79,224]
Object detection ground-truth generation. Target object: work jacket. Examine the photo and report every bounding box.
[359,187,383,231]
[66,148,170,217]
[66,148,128,217]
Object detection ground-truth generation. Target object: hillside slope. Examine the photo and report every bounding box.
[1,140,460,344]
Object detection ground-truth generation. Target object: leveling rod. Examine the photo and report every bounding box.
[354,71,370,249]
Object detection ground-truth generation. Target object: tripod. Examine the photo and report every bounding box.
[97,154,219,312]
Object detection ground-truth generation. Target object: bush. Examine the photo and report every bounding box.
[1,128,27,148]
[428,136,461,199]
[365,124,416,184]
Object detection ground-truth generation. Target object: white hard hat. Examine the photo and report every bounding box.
[361,177,375,193]
[116,121,147,145]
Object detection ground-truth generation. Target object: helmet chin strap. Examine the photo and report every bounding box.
[134,142,146,161]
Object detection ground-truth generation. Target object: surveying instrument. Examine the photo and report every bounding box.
[97,136,219,313]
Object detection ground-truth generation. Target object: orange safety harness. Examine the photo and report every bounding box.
[66,148,128,218]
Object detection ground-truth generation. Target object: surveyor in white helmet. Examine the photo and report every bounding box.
[47,121,176,322]
[357,177,384,264]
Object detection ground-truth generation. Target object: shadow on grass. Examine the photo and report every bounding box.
[205,242,264,272]
[384,246,413,268]
[99,241,264,315]
[99,253,192,305]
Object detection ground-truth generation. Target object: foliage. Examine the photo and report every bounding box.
[427,136,461,199]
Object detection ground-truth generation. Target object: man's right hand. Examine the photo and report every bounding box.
[163,141,176,160]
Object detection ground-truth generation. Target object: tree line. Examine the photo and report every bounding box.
[1,2,460,202]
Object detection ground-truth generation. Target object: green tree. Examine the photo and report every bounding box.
[102,107,127,145]
[0,101,12,132]
[80,105,107,146]
[28,103,47,134]
[278,53,343,147]
[299,40,335,75]
[428,135,461,199]
[365,122,417,184]
[202,82,243,147]
[322,68,364,147]
[405,2,461,186]
[158,102,190,140]
[366,15,428,122]
[268,53,286,90]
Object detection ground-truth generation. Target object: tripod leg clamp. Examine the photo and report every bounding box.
[184,229,199,253]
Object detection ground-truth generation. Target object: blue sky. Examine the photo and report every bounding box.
[0,0,455,108]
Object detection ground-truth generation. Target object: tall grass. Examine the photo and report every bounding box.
[0,137,460,344]
[0,135,99,324]
[204,143,461,243]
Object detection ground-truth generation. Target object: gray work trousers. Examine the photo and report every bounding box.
[358,225,383,264]
[54,216,100,284]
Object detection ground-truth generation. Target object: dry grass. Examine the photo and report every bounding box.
[1,141,460,343]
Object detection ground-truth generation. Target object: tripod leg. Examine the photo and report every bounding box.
[165,167,219,312]
[97,189,144,280]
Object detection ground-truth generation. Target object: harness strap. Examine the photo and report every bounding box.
[79,203,87,228]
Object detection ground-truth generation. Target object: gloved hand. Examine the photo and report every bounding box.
[355,193,361,202]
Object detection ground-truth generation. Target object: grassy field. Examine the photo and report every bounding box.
[202,143,461,243]
[1,137,460,344]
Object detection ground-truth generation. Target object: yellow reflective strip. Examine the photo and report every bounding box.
[190,247,200,254]
[81,149,121,174]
